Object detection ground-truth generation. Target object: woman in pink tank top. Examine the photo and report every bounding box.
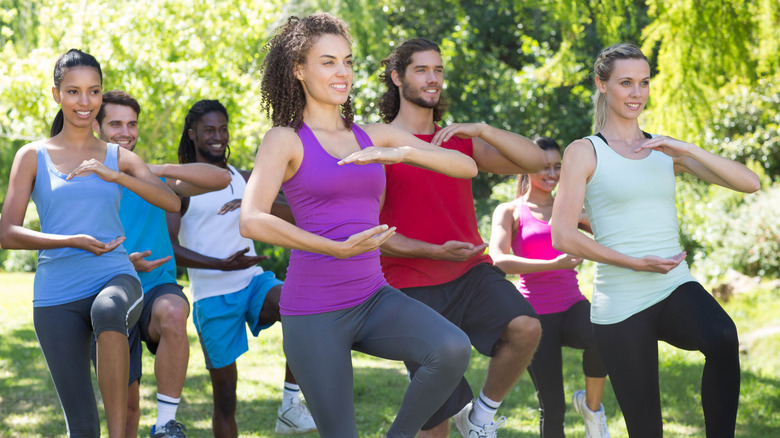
[239,13,478,438]
[489,137,609,437]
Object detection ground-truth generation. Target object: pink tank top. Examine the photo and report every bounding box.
[280,123,388,315]
[511,200,585,314]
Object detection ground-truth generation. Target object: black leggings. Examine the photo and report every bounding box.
[527,299,606,438]
[593,281,740,438]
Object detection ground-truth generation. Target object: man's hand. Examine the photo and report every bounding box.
[220,247,268,271]
[129,250,172,272]
[433,240,488,261]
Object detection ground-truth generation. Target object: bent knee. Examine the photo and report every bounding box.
[431,329,471,374]
[504,315,542,347]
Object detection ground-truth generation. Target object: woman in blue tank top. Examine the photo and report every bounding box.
[239,13,478,438]
[0,50,179,437]
[550,44,759,437]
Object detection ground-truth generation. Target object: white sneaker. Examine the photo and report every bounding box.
[275,397,317,435]
[452,402,506,438]
[572,390,610,438]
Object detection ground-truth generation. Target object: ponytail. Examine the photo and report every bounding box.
[50,110,64,137]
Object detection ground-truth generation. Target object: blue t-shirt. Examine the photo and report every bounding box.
[119,182,177,293]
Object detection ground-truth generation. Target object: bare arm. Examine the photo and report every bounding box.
[488,201,581,274]
[356,124,478,179]
[550,140,686,273]
[380,233,487,261]
[636,136,760,193]
[149,163,231,197]
[239,127,395,258]
[0,145,125,255]
[430,123,547,175]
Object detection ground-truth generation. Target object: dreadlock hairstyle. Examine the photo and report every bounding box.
[593,43,649,133]
[96,90,141,126]
[260,13,354,132]
[177,99,230,166]
[516,136,562,198]
[378,38,448,124]
[50,49,103,137]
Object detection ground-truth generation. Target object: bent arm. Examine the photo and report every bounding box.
[472,126,547,175]
[117,149,180,212]
[674,144,760,193]
[151,163,231,197]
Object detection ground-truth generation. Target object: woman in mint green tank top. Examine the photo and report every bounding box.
[0,50,179,437]
[551,44,759,437]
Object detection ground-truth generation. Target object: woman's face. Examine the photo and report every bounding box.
[596,58,650,123]
[52,66,102,130]
[528,148,562,193]
[295,33,353,106]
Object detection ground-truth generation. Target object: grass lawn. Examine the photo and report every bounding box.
[1,272,779,437]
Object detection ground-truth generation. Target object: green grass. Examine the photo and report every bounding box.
[1,272,779,437]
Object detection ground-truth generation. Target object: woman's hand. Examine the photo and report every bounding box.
[338,147,408,166]
[67,159,121,181]
[332,224,396,259]
[553,253,583,270]
[633,251,686,273]
[635,136,693,158]
[72,235,125,256]
[430,123,486,145]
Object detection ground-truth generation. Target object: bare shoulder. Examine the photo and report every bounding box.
[13,142,41,170]
[261,126,302,150]
[563,139,596,167]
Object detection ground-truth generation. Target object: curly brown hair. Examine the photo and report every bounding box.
[378,38,448,124]
[260,13,354,132]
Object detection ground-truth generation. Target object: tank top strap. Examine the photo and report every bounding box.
[350,124,374,150]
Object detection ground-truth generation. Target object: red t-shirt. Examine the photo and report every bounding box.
[379,131,490,289]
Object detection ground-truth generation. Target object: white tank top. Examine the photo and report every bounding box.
[584,134,696,324]
[178,164,262,302]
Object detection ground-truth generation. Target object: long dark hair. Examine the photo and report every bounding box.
[516,136,561,198]
[378,38,448,124]
[177,100,230,166]
[260,13,354,132]
[50,49,102,137]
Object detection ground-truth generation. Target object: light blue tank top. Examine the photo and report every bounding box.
[584,134,695,324]
[119,182,177,294]
[31,142,138,307]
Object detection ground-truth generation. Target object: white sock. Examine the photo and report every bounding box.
[283,382,301,409]
[469,390,501,427]
[156,393,181,429]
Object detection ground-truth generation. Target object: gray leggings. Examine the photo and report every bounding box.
[33,274,142,437]
[282,286,471,438]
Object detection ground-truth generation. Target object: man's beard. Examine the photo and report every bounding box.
[197,145,227,164]
[401,83,439,109]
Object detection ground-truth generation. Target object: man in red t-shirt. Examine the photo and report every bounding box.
[378,38,547,437]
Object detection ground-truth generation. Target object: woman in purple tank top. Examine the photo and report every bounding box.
[0,50,179,437]
[490,137,609,437]
[239,13,477,438]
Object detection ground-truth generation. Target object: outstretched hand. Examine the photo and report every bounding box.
[435,240,488,261]
[67,158,121,181]
[431,123,486,146]
[635,136,693,158]
[218,199,242,215]
[129,250,172,272]
[334,224,397,259]
[635,251,686,274]
[220,247,268,271]
[338,147,407,166]
[73,235,125,256]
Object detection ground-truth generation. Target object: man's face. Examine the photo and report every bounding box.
[188,111,229,164]
[95,103,139,151]
[399,50,444,109]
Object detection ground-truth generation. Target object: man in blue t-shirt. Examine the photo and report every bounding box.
[94,90,231,438]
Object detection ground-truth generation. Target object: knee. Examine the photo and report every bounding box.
[431,329,471,376]
[704,321,739,358]
[502,316,542,350]
[154,299,189,338]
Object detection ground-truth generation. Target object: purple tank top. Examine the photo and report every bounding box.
[280,123,388,315]
[511,200,585,314]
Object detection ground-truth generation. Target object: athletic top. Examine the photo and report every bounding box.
[380,129,489,289]
[584,134,696,324]
[511,200,585,314]
[178,164,263,302]
[119,181,177,294]
[280,123,387,316]
[30,142,137,307]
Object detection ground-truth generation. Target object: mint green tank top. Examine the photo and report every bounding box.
[583,134,695,324]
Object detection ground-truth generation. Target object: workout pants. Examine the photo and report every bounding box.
[593,281,740,438]
[281,285,471,438]
[527,299,607,437]
[34,274,142,437]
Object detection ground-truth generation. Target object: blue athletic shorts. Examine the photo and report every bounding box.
[192,271,282,369]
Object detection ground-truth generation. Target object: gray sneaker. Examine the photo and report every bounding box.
[572,389,610,438]
[150,419,187,438]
